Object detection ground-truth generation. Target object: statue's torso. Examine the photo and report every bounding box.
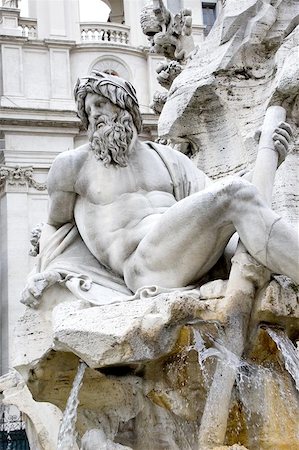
[73,143,176,275]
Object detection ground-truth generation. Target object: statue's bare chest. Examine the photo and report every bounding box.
[75,149,173,205]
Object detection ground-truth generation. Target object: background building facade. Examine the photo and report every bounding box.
[0,0,217,376]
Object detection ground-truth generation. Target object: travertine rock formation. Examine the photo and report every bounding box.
[3,276,297,449]
[159,0,299,223]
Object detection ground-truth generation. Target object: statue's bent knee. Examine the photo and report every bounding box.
[226,178,259,203]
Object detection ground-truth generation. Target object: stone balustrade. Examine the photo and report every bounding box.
[80,22,130,45]
[6,18,130,43]
[18,17,37,38]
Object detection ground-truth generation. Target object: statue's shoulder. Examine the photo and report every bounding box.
[48,144,89,190]
[53,144,89,165]
[50,144,89,174]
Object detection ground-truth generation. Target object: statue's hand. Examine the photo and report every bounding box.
[272,121,293,166]
[255,121,293,167]
[20,271,61,308]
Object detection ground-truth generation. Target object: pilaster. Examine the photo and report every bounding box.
[33,0,81,42]
[0,166,47,373]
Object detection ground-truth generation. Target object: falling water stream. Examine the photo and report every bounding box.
[193,326,299,390]
[193,325,299,447]
[57,360,87,450]
[193,328,241,374]
[55,328,298,449]
[266,326,299,391]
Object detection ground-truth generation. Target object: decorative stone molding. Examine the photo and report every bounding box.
[0,165,47,191]
[1,1,19,8]
[90,56,131,81]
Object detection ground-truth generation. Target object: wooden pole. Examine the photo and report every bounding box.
[198,106,286,448]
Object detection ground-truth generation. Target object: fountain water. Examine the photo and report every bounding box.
[266,327,299,391]
[57,360,87,450]
[192,324,299,448]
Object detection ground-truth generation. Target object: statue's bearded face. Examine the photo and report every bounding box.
[85,93,135,167]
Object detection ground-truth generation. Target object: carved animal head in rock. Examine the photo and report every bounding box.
[74,71,143,134]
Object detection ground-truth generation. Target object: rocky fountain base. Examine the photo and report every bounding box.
[1,276,298,449]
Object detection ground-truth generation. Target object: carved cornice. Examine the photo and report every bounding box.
[0,107,80,130]
[0,165,47,191]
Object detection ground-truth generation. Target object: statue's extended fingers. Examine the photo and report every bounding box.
[254,129,261,142]
[20,290,37,307]
[30,298,41,309]
[273,133,288,151]
[274,141,287,165]
[278,121,293,136]
[274,127,291,142]
[28,285,42,298]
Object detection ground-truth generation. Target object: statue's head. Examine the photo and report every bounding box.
[74,71,142,133]
[74,71,142,167]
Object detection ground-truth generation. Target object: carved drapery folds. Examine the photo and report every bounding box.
[0,166,47,192]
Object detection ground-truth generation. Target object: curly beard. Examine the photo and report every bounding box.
[89,110,134,167]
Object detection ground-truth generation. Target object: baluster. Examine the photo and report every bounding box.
[28,26,34,39]
[94,28,100,41]
[80,25,129,45]
[115,30,120,43]
[110,30,116,43]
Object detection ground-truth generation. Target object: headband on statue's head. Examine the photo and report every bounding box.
[90,70,140,106]
[74,71,143,133]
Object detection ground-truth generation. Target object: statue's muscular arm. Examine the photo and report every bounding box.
[20,148,88,308]
[39,148,87,251]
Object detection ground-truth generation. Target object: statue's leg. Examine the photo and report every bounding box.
[124,178,299,292]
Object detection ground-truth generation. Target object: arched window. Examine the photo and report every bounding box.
[90,56,131,80]
[79,0,111,22]
[103,69,119,76]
